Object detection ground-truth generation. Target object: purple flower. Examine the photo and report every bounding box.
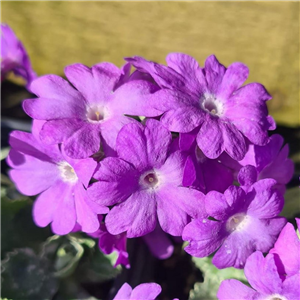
[88,118,206,237]
[217,251,300,300]
[178,129,234,193]
[22,62,160,159]
[88,223,130,269]
[126,53,275,160]
[143,224,174,259]
[238,134,294,194]
[7,121,108,235]
[113,282,162,300]
[1,23,37,88]
[182,180,286,269]
[269,219,300,278]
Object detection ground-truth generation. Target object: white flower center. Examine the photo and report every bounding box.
[139,170,160,190]
[86,105,107,123]
[57,161,78,184]
[200,93,223,116]
[226,213,249,232]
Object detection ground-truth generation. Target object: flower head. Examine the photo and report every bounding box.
[183,180,286,269]
[88,118,206,237]
[217,251,300,300]
[7,121,108,234]
[22,62,160,159]
[126,53,275,160]
[1,23,37,88]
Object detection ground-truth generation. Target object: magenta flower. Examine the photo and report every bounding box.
[88,119,206,237]
[238,134,294,194]
[126,53,275,160]
[22,62,160,159]
[1,23,37,88]
[7,121,108,235]
[269,219,300,279]
[182,180,286,269]
[217,251,300,300]
[88,223,130,269]
[113,282,162,300]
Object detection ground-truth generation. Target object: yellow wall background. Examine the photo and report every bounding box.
[2,1,299,126]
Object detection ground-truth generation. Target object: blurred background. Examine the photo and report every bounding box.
[1,2,299,300]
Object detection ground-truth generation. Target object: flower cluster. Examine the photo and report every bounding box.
[4,24,295,299]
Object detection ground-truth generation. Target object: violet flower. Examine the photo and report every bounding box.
[126,53,275,160]
[88,118,206,238]
[182,180,286,269]
[113,282,161,300]
[7,121,108,235]
[22,62,161,159]
[238,134,294,194]
[217,251,300,300]
[1,23,37,88]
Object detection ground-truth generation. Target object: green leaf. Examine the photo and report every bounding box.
[41,234,88,279]
[280,186,300,218]
[189,256,247,300]
[1,196,51,259]
[1,248,59,299]
[75,248,121,284]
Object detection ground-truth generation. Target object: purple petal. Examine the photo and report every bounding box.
[161,106,204,133]
[183,219,225,257]
[237,165,258,187]
[64,124,101,159]
[113,283,132,300]
[281,274,300,299]
[244,252,283,295]
[88,157,137,206]
[143,225,174,259]
[166,52,205,95]
[157,192,189,236]
[246,179,284,218]
[157,151,186,186]
[217,279,259,300]
[33,182,63,228]
[74,184,101,233]
[8,130,55,162]
[110,80,163,117]
[130,283,162,300]
[51,185,77,235]
[100,115,138,154]
[158,185,206,220]
[105,190,157,238]
[204,55,226,94]
[144,118,172,167]
[197,118,224,159]
[116,122,148,170]
[23,96,85,120]
[179,128,198,151]
[270,222,300,277]
[220,121,246,160]
[65,62,122,102]
[39,119,83,145]
[217,62,249,100]
[8,156,59,196]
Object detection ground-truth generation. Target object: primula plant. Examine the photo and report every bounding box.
[1,24,299,300]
